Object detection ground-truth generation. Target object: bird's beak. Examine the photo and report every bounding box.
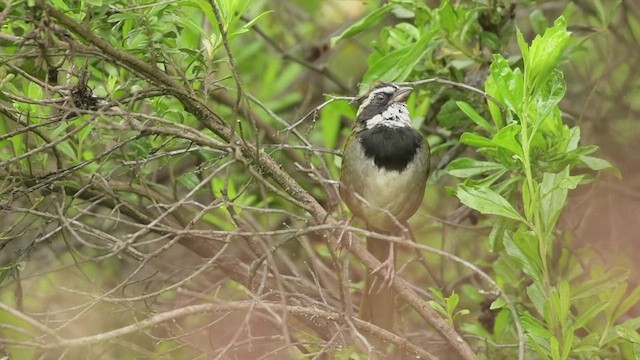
[392,87,413,102]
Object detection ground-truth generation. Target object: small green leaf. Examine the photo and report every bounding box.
[529,9,549,35]
[321,100,354,149]
[446,292,460,317]
[616,325,640,344]
[557,280,571,323]
[491,123,524,158]
[527,282,546,315]
[456,101,495,133]
[521,16,571,94]
[480,31,501,51]
[178,172,200,190]
[490,297,506,310]
[530,69,566,138]
[572,268,630,300]
[573,300,609,329]
[57,141,78,162]
[579,155,622,178]
[50,0,70,11]
[427,300,448,317]
[460,132,494,148]
[241,10,273,31]
[489,55,524,116]
[456,184,526,223]
[437,99,469,129]
[331,4,394,46]
[521,310,553,339]
[614,285,640,323]
[504,230,544,283]
[488,216,509,252]
[540,167,582,236]
[437,0,457,34]
[363,29,435,84]
[484,75,504,128]
[446,157,504,178]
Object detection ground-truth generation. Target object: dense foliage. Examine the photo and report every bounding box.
[1,0,638,359]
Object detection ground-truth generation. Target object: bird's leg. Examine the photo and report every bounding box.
[370,240,395,292]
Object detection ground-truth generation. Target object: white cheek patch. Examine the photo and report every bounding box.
[365,114,384,128]
[365,103,411,129]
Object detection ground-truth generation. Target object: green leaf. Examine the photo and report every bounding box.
[521,310,553,339]
[520,16,571,94]
[437,0,457,34]
[540,167,582,236]
[330,4,394,46]
[321,100,354,149]
[481,31,501,51]
[529,9,549,35]
[489,55,524,116]
[527,282,546,315]
[490,297,506,310]
[427,300,448,317]
[614,285,640,323]
[178,172,200,190]
[557,280,571,324]
[460,132,494,148]
[571,333,601,353]
[187,0,217,34]
[530,69,566,139]
[573,300,609,329]
[437,99,468,129]
[617,325,640,344]
[50,0,70,11]
[57,141,77,162]
[484,75,504,129]
[446,157,504,178]
[579,155,622,178]
[456,184,526,223]
[491,123,524,158]
[446,292,460,318]
[504,230,544,283]
[488,216,509,252]
[363,28,435,84]
[456,101,495,133]
[550,335,560,360]
[572,268,630,300]
[240,10,273,32]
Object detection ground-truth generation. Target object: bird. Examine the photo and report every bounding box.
[339,82,430,330]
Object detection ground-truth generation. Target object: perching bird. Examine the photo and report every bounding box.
[339,82,430,329]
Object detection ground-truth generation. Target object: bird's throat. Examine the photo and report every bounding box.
[358,126,424,172]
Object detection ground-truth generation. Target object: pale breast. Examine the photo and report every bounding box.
[340,135,429,231]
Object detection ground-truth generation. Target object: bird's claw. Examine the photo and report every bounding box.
[369,258,395,293]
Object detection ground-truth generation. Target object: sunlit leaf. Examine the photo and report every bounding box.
[456,184,526,222]
[446,157,504,178]
[456,101,495,133]
[331,4,394,46]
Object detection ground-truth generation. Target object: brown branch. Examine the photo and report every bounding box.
[41,4,477,359]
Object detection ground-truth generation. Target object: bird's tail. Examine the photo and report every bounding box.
[360,229,396,331]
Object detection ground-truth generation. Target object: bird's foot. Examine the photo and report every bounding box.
[370,257,395,292]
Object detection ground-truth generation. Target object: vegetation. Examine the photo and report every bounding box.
[1,0,638,359]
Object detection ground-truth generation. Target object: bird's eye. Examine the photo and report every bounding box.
[374,93,387,102]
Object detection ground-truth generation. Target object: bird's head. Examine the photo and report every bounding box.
[356,83,413,129]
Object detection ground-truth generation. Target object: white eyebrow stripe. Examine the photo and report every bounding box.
[370,86,397,95]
